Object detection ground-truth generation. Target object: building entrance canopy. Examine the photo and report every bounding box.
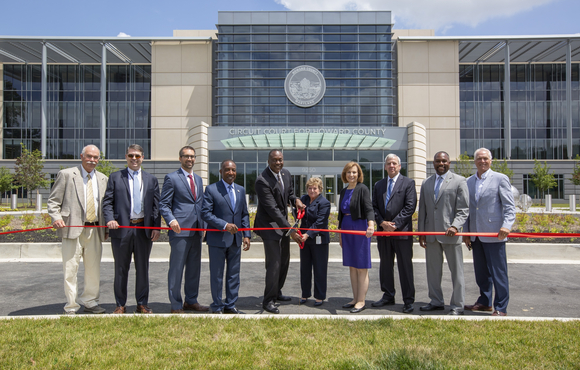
[209,126,407,151]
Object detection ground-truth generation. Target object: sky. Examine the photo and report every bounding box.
[1,0,579,37]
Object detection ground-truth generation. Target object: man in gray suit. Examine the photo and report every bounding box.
[48,144,109,315]
[463,148,516,316]
[418,151,469,315]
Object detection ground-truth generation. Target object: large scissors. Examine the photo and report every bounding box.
[285,208,305,237]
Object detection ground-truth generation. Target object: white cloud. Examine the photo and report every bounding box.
[117,32,131,37]
[275,0,555,32]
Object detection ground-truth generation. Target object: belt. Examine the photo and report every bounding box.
[130,218,145,224]
[84,221,98,226]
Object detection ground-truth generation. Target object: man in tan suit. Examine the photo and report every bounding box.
[48,145,109,314]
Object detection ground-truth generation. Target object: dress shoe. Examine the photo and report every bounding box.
[342,302,355,309]
[263,303,280,314]
[371,298,395,307]
[113,306,126,314]
[314,300,323,307]
[299,298,308,305]
[183,302,209,312]
[224,307,244,314]
[212,310,223,314]
[350,305,366,313]
[63,310,75,315]
[402,304,414,314]
[492,311,507,316]
[420,303,445,311]
[448,308,464,315]
[277,295,292,302]
[464,302,493,312]
[84,305,106,314]
[170,309,184,314]
[135,305,153,314]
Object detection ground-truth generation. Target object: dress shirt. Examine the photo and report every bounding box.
[387,173,400,188]
[81,166,99,216]
[180,168,196,196]
[128,168,144,219]
[269,167,283,190]
[221,180,236,231]
[475,169,489,203]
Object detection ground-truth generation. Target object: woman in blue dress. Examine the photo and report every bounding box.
[338,162,375,313]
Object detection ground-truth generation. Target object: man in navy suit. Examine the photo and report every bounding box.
[254,150,305,314]
[371,153,417,313]
[201,160,251,314]
[160,146,209,313]
[463,148,516,316]
[102,144,160,314]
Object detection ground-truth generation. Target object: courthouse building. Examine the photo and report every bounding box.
[1,11,579,203]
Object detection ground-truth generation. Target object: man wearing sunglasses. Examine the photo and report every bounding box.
[102,144,161,314]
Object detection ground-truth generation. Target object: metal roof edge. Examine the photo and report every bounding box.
[397,34,580,42]
[0,36,213,42]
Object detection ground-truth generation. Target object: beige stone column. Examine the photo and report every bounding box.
[0,63,3,159]
[151,36,214,184]
[407,121,427,195]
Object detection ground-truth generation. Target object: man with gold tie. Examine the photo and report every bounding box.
[48,144,109,315]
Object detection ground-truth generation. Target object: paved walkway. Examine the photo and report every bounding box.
[1,258,578,319]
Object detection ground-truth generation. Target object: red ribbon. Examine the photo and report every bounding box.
[1,225,579,239]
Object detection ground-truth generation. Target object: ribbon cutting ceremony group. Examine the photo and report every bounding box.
[43,143,518,316]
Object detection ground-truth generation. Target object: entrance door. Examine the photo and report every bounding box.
[324,175,335,204]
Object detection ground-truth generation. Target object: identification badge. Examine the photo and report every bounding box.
[316,235,322,244]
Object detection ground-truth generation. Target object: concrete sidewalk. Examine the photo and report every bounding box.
[2,241,580,263]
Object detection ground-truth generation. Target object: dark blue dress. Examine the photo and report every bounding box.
[340,188,372,269]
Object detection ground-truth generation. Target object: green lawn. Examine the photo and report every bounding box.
[1,317,578,369]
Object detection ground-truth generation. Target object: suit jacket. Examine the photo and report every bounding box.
[337,183,374,229]
[254,167,297,241]
[464,169,516,243]
[47,165,108,240]
[372,174,417,240]
[299,194,331,245]
[102,168,161,239]
[418,171,469,244]
[159,169,205,238]
[201,181,251,248]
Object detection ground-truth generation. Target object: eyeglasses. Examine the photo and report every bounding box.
[181,155,196,159]
[127,154,142,159]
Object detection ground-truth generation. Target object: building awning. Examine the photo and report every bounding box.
[398,34,580,63]
[221,132,396,150]
[0,36,212,64]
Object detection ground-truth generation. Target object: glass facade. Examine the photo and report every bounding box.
[459,63,580,159]
[215,23,395,127]
[3,64,151,159]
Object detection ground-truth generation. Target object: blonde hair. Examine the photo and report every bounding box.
[341,161,364,184]
[306,177,323,193]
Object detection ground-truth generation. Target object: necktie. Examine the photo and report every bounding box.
[277,174,283,189]
[385,178,393,212]
[86,174,97,222]
[228,184,235,210]
[188,174,197,200]
[133,170,141,214]
[434,176,443,200]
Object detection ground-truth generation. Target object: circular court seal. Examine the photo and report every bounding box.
[284,65,326,108]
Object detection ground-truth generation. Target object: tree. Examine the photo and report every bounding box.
[453,151,473,178]
[95,152,118,178]
[0,167,14,206]
[531,159,557,203]
[570,155,580,189]
[13,143,50,207]
[491,159,514,181]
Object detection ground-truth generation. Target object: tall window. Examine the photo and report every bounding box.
[523,173,564,199]
[215,24,394,127]
[2,64,151,159]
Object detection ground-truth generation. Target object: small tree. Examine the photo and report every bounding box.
[453,151,473,178]
[95,152,118,178]
[13,143,50,207]
[0,167,14,206]
[491,159,514,181]
[531,159,557,203]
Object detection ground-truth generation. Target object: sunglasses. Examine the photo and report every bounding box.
[127,154,142,159]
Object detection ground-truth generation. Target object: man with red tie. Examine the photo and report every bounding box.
[160,146,209,314]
